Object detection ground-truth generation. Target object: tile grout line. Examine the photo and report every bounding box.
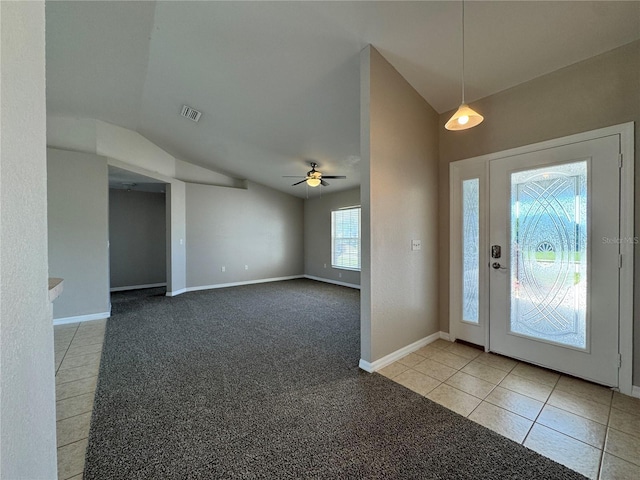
[55,324,80,375]
[66,338,105,349]
[595,446,606,480]
[55,322,106,480]
[602,450,640,468]
[58,437,90,480]
[521,377,558,446]
[57,433,90,450]
[57,406,95,423]
[391,343,632,478]
[598,397,616,479]
[530,417,606,450]
[53,326,74,368]
[56,372,100,386]
[546,404,611,427]
[57,388,98,404]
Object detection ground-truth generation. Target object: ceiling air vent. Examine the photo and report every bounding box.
[180,105,202,122]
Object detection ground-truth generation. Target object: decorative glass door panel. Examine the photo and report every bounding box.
[510,162,587,349]
[450,161,486,347]
[488,135,621,387]
[463,179,479,324]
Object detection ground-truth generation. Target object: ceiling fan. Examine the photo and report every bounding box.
[283,162,346,187]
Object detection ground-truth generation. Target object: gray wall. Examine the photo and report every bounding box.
[304,188,361,286]
[109,189,167,289]
[186,181,304,287]
[166,180,187,295]
[106,158,187,296]
[360,46,440,363]
[438,40,640,385]
[48,148,110,319]
[0,2,58,477]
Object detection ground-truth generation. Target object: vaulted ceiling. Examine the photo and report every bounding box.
[46,1,640,197]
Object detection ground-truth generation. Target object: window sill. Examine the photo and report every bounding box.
[331,266,360,272]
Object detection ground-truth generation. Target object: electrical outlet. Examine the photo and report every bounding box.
[324,263,327,268]
[411,240,421,251]
[245,265,248,270]
[221,266,225,272]
[339,273,342,278]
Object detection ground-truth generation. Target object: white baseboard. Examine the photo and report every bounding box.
[54,311,111,326]
[110,282,166,292]
[165,288,187,297]
[185,275,304,293]
[359,331,443,373]
[440,332,451,341]
[304,274,360,289]
[171,275,357,297]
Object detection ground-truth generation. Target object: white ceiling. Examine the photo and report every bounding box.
[46,1,640,198]
[108,166,167,193]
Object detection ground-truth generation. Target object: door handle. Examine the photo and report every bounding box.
[492,262,507,270]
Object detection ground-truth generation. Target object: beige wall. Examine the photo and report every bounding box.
[438,40,640,384]
[304,188,361,286]
[361,46,440,363]
[48,148,110,320]
[186,182,304,288]
[0,2,58,477]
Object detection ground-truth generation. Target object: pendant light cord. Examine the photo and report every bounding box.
[461,0,465,104]
[445,0,484,130]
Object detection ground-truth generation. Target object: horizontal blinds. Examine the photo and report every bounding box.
[331,207,361,270]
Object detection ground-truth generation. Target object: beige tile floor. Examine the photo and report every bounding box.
[54,319,106,480]
[53,325,639,480]
[381,339,640,480]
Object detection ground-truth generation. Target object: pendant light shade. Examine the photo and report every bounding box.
[445,103,484,131]
[306,177,321,187]
[445,1,484,131]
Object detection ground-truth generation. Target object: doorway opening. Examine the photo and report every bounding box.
[108,166,169,295]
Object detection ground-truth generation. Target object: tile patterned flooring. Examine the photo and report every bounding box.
[54,320,106,480]
[53,325,639,480]
[380,339,640,480]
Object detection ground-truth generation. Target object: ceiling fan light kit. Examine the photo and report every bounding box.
[284,162,346,188]
[445,0,484,132]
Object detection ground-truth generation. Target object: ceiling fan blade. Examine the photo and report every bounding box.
[320,179,330,187]
[291,179,307,186]
[320,176,346,179]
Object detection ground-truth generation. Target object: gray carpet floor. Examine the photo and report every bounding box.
[85,279,586,479]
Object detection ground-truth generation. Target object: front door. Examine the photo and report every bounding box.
[488,135,620,387]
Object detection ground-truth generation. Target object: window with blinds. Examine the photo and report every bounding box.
[331,207,361,270]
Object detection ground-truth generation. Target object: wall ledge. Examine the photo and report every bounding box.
[48,278,64,302]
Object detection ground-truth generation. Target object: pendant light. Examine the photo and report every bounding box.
[445,0,484,131]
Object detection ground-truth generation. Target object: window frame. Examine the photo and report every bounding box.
[331,206,361,271]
